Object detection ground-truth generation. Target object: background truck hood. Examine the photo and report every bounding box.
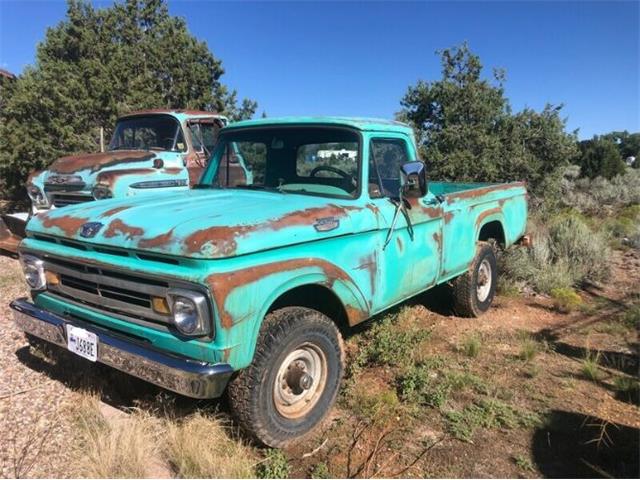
[27,190,358,259]
[48,150,158,174]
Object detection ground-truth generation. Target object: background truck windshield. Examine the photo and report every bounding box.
[109,115,184,152]
[206,127,360,198]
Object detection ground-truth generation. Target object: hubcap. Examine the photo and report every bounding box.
[273,343,327,418]
[476,259,492,302]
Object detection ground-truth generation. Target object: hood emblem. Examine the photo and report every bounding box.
[80,222,104,238]
[314,216,340,232]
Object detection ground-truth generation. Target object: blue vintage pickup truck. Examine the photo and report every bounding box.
[11,117,527,446]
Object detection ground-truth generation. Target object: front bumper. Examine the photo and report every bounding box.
[10,298,233,399]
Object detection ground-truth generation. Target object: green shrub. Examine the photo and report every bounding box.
[311,462,331,479]
[550,287,582,313]
[581,353,601,381]
[621,305,640,329]
[519,338,539,363]
[356,314,431,368]
[501,212,610,293]
[445,399,540,442]
[461,334,482,358]
[257,450,290,479]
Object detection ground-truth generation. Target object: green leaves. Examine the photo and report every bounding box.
[398,43,578,190]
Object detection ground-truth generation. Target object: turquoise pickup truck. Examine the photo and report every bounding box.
[11,117,527,446]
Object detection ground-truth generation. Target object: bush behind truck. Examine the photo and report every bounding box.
[11,116,527,446]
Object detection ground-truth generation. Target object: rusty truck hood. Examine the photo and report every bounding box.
[27,189,358,259]
[47,150,158,174]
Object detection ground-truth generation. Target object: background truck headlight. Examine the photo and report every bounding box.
[26,185,48,207]
[92,184,112,200]
[20,254,46,290]
[167,289,210,336]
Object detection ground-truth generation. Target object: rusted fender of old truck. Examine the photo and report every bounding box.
[12,116,527,447]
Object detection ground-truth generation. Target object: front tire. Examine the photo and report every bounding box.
[227,307,345,447]
[451,241,497,317]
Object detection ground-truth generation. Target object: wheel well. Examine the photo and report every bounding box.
[268,284,349,330]
[478,220,505,247]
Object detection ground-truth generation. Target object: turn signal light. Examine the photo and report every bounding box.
[152,296,171,314]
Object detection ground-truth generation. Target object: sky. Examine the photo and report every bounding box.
[0,0,638,139]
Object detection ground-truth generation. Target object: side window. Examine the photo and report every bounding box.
[369,139,409,198]
[188,122,217,153]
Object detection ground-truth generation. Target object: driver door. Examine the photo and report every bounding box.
[367,135,444,309]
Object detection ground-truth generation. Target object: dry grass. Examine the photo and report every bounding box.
[72,395,162,478]
[165,412,257,478]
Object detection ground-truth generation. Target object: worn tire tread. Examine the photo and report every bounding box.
[451,241,496,318]
[227,306,344,447]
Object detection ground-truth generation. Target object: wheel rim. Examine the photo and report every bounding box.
[476,259,492,302]
[273,343,328,419]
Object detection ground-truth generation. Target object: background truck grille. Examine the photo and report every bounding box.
[51,193,94,208]
[43,256,172,325]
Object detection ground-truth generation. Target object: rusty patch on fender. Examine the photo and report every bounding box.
[185,205,359,256]
[26,170,43,184]
[100,206,132,218]
[49,151,155,174]
[104,219,144,240]
[432,232,442,252]
[475,207,502,228]
[41,214,89,237]
[206,258,359,329]
[138,228,175,249]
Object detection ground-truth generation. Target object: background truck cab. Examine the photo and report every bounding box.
[0,109,251,255]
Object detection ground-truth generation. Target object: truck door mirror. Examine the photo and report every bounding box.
[400,161,427,198]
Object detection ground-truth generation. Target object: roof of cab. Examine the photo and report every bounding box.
[224,116,413,134]
[120,109,227,122]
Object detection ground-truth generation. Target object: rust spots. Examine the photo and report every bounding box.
[221,347,232,363]
[0,220,21,254]
[206,258,358,330]
[162,167,183,175]
[185,205,358,256]
[96,168,157,189]
[103,219,144,240]
[41,214,89,237]
[432,232,442,252]
[122,109,218,117]
[354,252,378,297]
[138,228,175,249]
[475,207,502,228]
[446,182,525,203]
[344,304,368,326]
[444,211,454,224]
[100,205,131,218]
[26,169,43,184]
[49,151,155,174]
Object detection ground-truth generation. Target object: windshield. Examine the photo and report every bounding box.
[200,127,360,198]
[109,115,185,151]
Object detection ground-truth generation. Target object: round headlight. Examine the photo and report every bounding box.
[20,254,46,290]
[92,184,112,200]
[172,296,199,334]
[27,185,47,206]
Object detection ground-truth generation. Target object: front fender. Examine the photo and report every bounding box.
[205,259,369,369]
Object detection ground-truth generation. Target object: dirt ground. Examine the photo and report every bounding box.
[0,250,638,478]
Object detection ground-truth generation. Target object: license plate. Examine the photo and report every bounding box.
[66,325,98,362]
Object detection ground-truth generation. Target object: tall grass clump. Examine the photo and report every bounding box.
[501,213,610,293]
[73,397,161,478]
[165,412,256,478]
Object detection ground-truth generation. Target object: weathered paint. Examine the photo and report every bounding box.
[26,110,229,217]
[21,116,528,372]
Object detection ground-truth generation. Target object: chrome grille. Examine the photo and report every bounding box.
[51,193,94,208]
[44,257,172,325]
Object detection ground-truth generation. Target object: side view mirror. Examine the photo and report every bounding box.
[400,161,427,198]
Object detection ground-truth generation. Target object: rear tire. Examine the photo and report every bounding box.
[451,241,497,317]
[227,307,345,447]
